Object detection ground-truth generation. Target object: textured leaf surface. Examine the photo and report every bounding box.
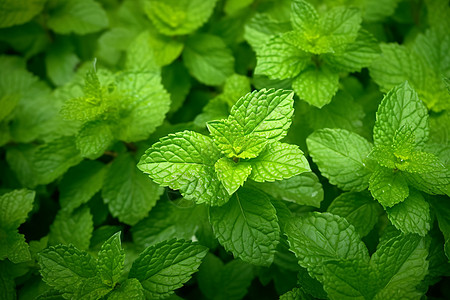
[230,89,295,141]
[328,192,382,237]
[145,0,218,36]
[215,158,252,195]
[129,239,208,299]
[47,0,108,34]
[285,212,369,277]
[248,142,310,182]
[0,189,35,230]
[0,0,46,28]
[183,34,234,86]
[291,0,318,32]
[209,188,280,266]
[373,82,429,147]
[369,166,409,207]
[103,153,163,225]
[107,278,144,300]
[320,7,361,47]
[292,66,339,108]
[97,232,124,287]
[386,190,431,236]
[307,128,373,191]
[76,121,114,159]
[138,131,229,206]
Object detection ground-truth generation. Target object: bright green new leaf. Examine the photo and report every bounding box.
[0,0,46,28]
[103,153,163,225]
[209,188,280,266]
[403,170,450,196]
[248,141,310,182]
[285,212,369,277]
[386,190,431,236]
[369,166,409,207]
[129,239,208,299]
[290,0,319,33]
[107,278,144,300]
[230,89,295,141]
[49,206,94,250]
[47,0,108,35]
[138,131,229,206]
[373,82,429,147]
[215,157,252,195]
[292,65,339,108]
[183,34,234,86]
[307,128,373,191]
[320,6,361,48]
[144,0,218,36]
[97,232,124,287]
[328,192,382,237]
[255,34,311,80]
[76,121,114,159]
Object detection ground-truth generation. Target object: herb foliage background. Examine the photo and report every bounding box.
[0,0,449,299]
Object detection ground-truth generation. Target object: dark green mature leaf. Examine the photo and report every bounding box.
[129,239,208,299]
[97,232,124,287]
[107,278,144,300]
[209,188,280,266]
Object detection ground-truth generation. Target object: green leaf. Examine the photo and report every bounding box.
[255,34,310,80]
[113,72,171,143]
[403,169,450,196]
[280,287,312,300]
[290,0,319,32]
[102,153,163,226]
[129,239,208,299]
[215,157,252,195]
[373,82,429,147]
[307,128,373,191]
[255,172,323,207]
[328,192,382,237]
[47,0,108,34]
[32,136,83,186]
[144,0,218,36]
[400,151,446,174]
[230,89,295,141]
[0,0,46,28]
[248,141,310,182]
[107,278,144,300]
[209,188,280,266]
[371,235,429,299]
[197,253,254,300]
[244,13,291,51]
[38,244,97,299]
[183,33,234,86]
[369,166,409,207]
[0,189,35,230]
[320,7,361,47]
[45,38,80,86]
[49,206,94,250]
[97,232,124,288]
[59,160,106,212]
[285,212,369,277]
[75,276,112,300]
[429,195,450,260]
[292,65,339,108]
[0,264,15,300]
[386,190,431,236]
[138,131,229,206]
[206,119,268,159]
[76,121,114,159]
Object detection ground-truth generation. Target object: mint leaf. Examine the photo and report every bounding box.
[291,0,319,33]
[386,190,431,236]
[59,160,106,213]
[292,65,339,108]
[102,153,163,225]
[38,244,97,299]
[197,253,254,300]
[280,287,312,300]
[230,89,295,141]
[373,82,429,147]
[255,35,310,80]
[255,172,324,207]
[320,7,361,47]
[49,206,94,250]
[183,34,234,86]
[0,189,35,263]
[307,128,373,191]
[45,38,79,86]
[97,232,124,288]
[76,121,114,159]
[129,239,208,299]
[369,166,409,207]
[215,157,252,195]
[285,212,369,277]
[0,0,46,28]
[209,188,280,266]
[144,0,218,36]
[404,170,450,196]
[138,130,229,206]
[107,278,144,300]
[328,192,382,237]
[47,0,108,34]
[244,13,291,51]
[248,141,310,182]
